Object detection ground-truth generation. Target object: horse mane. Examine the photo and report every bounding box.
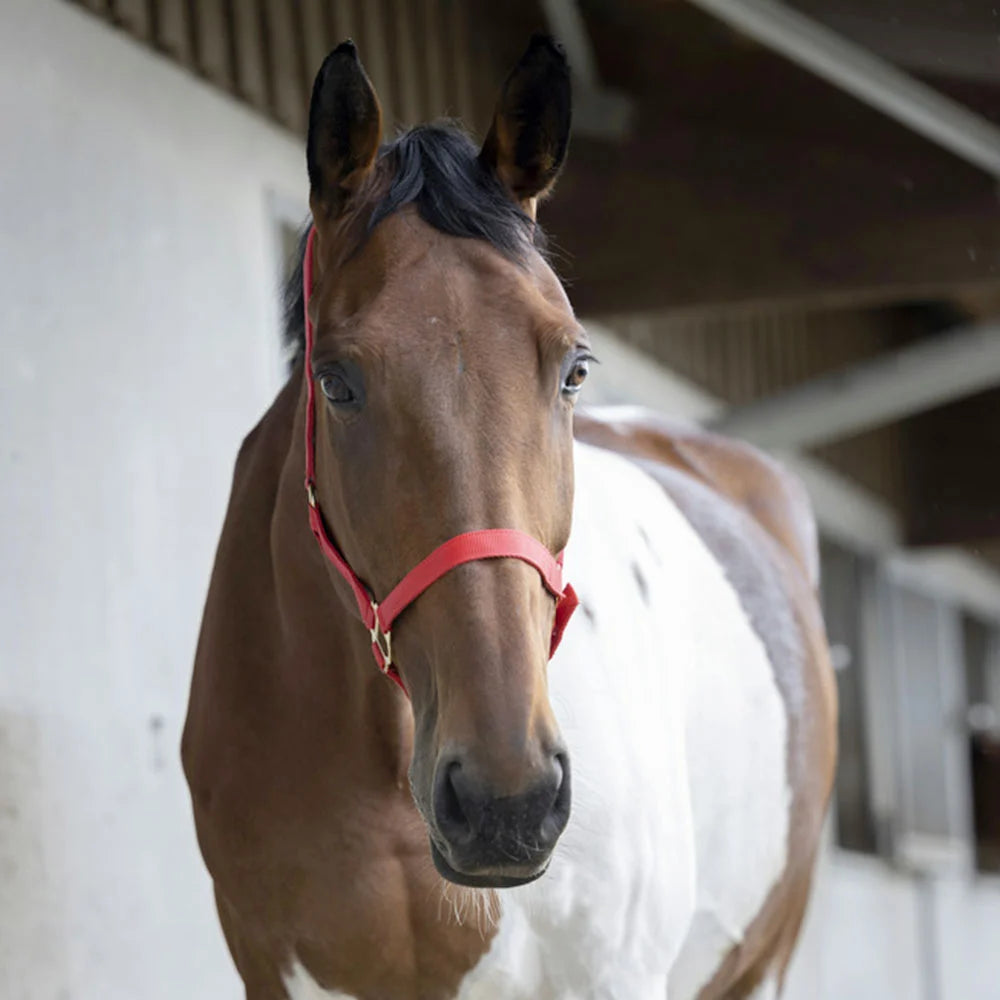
[282,123,548,364]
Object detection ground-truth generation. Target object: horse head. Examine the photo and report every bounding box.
[302,36,585,888]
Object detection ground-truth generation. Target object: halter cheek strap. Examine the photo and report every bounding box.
[302,226,578,695]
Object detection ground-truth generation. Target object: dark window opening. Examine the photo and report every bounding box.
[965,614,1000,875]
[820,539,878,855]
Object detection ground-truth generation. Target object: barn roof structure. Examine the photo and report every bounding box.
[69,0,1000,580]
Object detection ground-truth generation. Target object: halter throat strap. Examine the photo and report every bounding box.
[301,227,578,694]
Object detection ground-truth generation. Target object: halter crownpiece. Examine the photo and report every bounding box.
[301,226,579,695]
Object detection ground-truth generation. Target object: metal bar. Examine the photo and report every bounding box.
[685,0,1000,178]
[710,325,1000,450]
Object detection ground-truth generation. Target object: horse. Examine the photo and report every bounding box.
[182,35,837,1000]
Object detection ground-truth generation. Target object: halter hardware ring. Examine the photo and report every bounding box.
[306,481,317,508]
[368,601,393,671]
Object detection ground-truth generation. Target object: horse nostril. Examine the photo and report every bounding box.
[434,760,475,846]
[432,751,572,861]
[544,752,572,841]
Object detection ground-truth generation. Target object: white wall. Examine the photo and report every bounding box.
[3,5,1000,1000]
[0,2,304,996]
[785,849,1000,1000]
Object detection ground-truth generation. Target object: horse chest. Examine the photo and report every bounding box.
[450,444,792,1000]
[272,809,497,1000]
[218,443,793,1000]
[199,764,494,1000]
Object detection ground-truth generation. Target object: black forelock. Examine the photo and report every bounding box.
[282,123,547,364]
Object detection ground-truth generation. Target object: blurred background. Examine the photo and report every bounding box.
[1,1,999,997]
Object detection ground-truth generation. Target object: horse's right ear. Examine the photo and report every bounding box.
[307,41,382,221]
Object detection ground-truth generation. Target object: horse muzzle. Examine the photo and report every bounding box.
[428,751,571,888]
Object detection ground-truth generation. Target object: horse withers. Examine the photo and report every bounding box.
[182,36,837,1000]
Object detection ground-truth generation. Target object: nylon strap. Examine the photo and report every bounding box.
[302,226,578,694]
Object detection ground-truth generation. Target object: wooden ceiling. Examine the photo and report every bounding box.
[482,1,1000,317]
[69,0,1000,557]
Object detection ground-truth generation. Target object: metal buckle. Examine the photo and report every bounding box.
[306,481,317,508]
[368,601,393,671]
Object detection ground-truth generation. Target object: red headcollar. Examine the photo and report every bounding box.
[302,227,578,694]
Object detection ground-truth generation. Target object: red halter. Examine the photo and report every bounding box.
[302,227,578,693]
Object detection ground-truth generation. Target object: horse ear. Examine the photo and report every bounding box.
[307,41,382,220]
[480,34,572,218]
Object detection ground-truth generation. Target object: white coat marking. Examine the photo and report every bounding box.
[282,443,791,1000]
[458,442,791,1000]
[283,958,358,1000]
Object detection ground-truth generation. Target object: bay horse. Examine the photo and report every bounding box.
[183,36,836,1000]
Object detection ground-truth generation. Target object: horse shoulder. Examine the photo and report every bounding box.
[182,373,300,850]
[574,407,819,589]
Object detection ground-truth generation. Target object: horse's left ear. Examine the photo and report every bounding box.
[480,34,572,219]
[307,40,382,221]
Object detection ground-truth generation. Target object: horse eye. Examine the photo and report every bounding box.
[562,357,590,396]
[319,371,356,405]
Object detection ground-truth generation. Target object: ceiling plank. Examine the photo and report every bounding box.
[543,149,1000,315]
[686,0,1000,178]
[584,323,1000,619]
[903,388,1000,548]
[710,325,1000,449]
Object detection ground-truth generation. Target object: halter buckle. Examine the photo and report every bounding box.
[306,481,317,508]
[368,601,393,672]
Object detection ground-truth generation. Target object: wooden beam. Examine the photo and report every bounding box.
[794,8,1000,84]
[710,325,1000,449]
[154,0,192,65]
[230,0,268,110]
[193,0,231,88]
[904,388,1000,548]
[543,144,1000,315]
[263,0,306,130]
[540,0,633,138]
[583,323,1000,620]
[534,1,1000,315]
[111,0,151,40]
[686,0,1000,178]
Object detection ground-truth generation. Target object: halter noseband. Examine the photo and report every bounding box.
[302,227,579,694]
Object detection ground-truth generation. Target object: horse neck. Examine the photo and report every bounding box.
[269,368,415,789]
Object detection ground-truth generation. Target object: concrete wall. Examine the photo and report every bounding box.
[0,1,300,996]
[3,4,999,999]
[785,849,925,1000]
[785,847,1000,1000]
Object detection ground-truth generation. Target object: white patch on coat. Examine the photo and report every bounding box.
[456,442,791,1000]
[283,958,358,1000]
[749,974,779,1000]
